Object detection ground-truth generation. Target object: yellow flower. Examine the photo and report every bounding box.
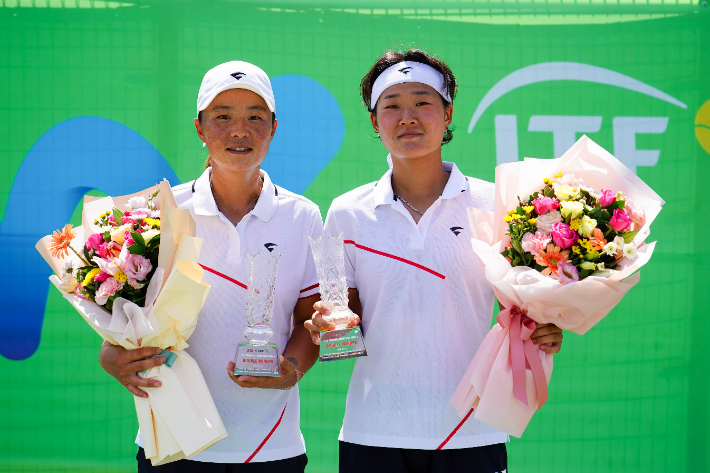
[144,218,161,228]
[82,268,103,287]
[572,245,582,255]
[553,172,563,178]
[114,270,127,283]
[523,206,534,214]
[543,178,551,185]
[528,218,536,224]
[569,218,581,231]
[503,216,513,222]
[511,214,522,220]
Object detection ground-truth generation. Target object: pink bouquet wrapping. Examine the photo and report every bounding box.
[450,136,663,437]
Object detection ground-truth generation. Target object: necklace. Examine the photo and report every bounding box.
[210,175,263,224]
[393,194,424,216]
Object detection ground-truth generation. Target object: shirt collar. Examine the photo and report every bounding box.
[372,160,468,208]
[192,167,279,223]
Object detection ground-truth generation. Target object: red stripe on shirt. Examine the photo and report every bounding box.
[437,408,474,450]
[199,264,248,290]
[343,240,446,280]
[244,403,288,463]
[300,283,319,293]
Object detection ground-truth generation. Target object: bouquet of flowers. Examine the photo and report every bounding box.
[450,136,663,437]
[36,180,227,466]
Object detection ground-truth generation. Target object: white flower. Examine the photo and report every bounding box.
[580,185,600,199]
[126,196,148,210]
[141,229,160,243]
[613,236,626,248]
[592,269,616,278]
[578,215,597,238]
[560,201,585,220]
[597,262,605,271]
[536,210,563,233]
[623,243,638,260]
[602,242,618,256]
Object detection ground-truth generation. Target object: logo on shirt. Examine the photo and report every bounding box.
[230,72,246,80]
[264,243,278,252]
[450,226,464,236]
[398,66,413,75]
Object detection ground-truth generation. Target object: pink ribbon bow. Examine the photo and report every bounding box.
[496,305,549,409]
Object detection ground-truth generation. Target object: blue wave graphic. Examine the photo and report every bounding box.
[0,117,179,360]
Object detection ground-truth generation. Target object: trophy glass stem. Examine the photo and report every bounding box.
[324,307,354,331]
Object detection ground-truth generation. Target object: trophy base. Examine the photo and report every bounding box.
[233,342,281,377]
[319,326,367,362]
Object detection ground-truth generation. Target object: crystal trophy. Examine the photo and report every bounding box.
[309,233,367,362]
[233,249,282,377]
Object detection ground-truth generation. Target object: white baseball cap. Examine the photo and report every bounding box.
[196,61,276,115]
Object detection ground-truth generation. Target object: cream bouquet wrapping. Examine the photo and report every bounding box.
[36,180,227,465]
[450,136,663,437]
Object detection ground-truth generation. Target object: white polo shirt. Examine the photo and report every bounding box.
[325,161,509,450]
[138,167,322,463]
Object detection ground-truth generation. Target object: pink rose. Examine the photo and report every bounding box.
[609,208,632,232]
[550,222,579,249]
[98,241,122,259]
[558,261,580,285]
[598,189,616,207]
[531,196,559,215]
[86,233,104,251]
[95,277,124,306]
[536,210,563,234]
[521,231,552,255]
[94,271,109,283]
[124,254,152,288]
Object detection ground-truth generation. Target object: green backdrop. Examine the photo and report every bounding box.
[1,1,708,472]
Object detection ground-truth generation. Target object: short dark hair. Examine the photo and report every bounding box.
[360,49,458,146]
[197,110,277,169]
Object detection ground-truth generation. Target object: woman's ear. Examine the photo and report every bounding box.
[370,112,379,134]
[444,104,453,128]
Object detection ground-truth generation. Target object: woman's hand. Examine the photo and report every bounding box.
[226,355,298,390]
[531,323,563,354]
[303,301,360,345]
[99,341,166,398]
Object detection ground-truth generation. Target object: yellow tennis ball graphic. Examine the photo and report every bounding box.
[696,100,710,154]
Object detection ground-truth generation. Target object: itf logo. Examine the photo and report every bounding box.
[468,62,687,173]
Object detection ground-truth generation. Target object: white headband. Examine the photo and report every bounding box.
[370,61,451,110]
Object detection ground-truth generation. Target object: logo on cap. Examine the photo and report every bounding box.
[450,226,463,236]
[231,72,246,80]
[264,243,278,252]
[398,66,413,75]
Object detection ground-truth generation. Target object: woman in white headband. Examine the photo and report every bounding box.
[306,49,564,472]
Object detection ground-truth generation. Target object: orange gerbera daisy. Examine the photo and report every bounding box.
[49,224,77,259]
[534,243,571,276]
[588,228,607,251]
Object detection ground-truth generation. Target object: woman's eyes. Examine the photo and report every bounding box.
[248,115,263,121]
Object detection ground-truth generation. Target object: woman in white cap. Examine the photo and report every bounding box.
[305,49,563,472]
[100,61,322,472]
